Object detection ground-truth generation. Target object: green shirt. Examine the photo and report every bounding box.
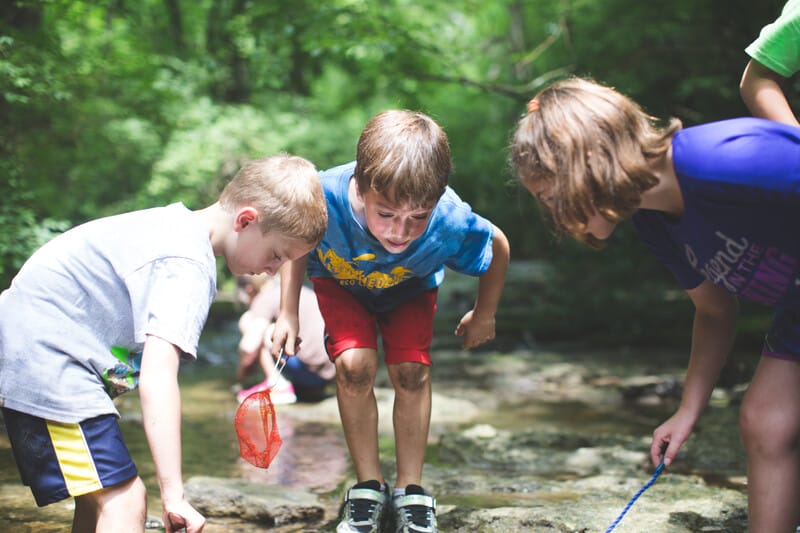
[746,0,800,78]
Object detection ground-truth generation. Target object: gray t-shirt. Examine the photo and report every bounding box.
[0,203,217,423]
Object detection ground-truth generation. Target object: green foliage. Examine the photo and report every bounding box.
[138,97,320,209]
[0,165,68,290]
[528,225,696,346]
[1,0,790,344]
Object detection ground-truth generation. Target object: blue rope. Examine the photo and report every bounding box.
[604,461,665,533]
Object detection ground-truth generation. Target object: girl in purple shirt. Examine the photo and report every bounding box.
[512,76,800,532]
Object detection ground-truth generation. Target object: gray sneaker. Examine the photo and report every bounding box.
[336,480,389,533]
[393,485,437,533]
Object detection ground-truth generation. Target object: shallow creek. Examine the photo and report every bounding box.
[0,319,754,532]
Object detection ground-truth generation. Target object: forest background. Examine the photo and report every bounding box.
[0,0,793,347]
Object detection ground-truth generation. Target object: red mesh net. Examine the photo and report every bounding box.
[234,390,282,468]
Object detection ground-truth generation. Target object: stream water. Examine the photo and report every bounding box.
[0,311,754,532]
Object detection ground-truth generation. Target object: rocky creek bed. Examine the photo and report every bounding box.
[0,341,754,532]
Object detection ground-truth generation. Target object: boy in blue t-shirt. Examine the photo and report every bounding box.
[275,110,510,533]
[512,76,800,533]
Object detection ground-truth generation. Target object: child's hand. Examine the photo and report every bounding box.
[272,313,300,357]
[650,407,696,468]
[163,501,205,533]
[454,309,496,349]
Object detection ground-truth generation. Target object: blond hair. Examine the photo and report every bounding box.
[511,77,681,247]
[219,154,327,245]
[355,110,451,208]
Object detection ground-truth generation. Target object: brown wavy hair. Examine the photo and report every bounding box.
[355,110,451,208]
[219,153,327,245]
[510,77,681,247]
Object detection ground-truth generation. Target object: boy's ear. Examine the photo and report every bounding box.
[233,206,259,232]
[354,184,368,207]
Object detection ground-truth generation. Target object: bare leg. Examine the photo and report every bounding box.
[73,494,96,533]
[237,312,268,383]
[388,362,431,489]
[740,356,800,533]
[335,347,383,483]
[73,475,146,533]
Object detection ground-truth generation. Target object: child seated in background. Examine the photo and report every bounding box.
[235,273,335,404]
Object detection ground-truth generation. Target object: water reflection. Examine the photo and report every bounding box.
[477,399,672,436]
[237,415,348,493]
[0,319,750,531]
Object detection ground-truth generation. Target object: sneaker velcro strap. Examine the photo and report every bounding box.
[347,488,387,503]
[394,494,435,509]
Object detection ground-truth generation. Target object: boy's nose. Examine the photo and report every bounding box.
[394,218,412,237]
[264,259,282,276]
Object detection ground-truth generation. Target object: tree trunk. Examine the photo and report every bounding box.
[163,0,184,53]
[205,0,250,103]
[1,1,42,30]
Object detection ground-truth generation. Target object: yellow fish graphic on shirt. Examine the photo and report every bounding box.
[317,248,413,289]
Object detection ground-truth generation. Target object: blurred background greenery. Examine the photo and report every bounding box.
[0,0,791,348]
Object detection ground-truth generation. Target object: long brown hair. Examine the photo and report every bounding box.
[511,77,681,247]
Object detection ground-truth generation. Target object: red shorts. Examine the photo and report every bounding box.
[310,277,437,365]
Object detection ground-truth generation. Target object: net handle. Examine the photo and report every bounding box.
[266,347,286,389]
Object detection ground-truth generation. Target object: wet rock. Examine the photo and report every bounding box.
[0,341,754,532]
[184,476,324,527]
[436,479,747,533]
[430,424,748,532]
[438,424,646,476]
[429,461,748,533]
[439,506,582,533]
[617,375,683,404]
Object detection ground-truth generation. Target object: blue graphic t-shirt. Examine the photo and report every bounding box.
[307,161,495,313]
[633,117,800,309]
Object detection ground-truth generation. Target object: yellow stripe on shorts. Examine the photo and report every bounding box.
[46,420,103,496]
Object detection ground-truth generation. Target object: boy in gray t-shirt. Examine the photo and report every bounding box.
[0,154,327,532]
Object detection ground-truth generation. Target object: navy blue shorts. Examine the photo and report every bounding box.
[763,306,800,362]
[283,354,328,388]
[1,407,138,506]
